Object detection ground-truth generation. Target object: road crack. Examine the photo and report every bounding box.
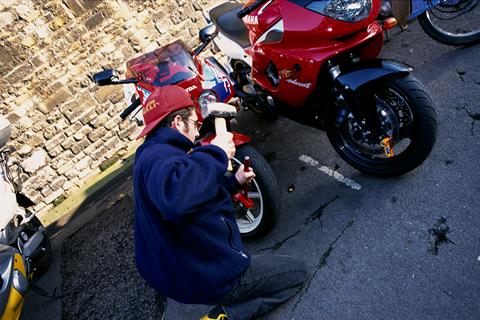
[304,195,339,226]
[293,219,354,310]
[257,230,301,252]
[455,106,479,136]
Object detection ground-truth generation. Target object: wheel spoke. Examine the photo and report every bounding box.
[248,191,260,199]
[245,210,256,223]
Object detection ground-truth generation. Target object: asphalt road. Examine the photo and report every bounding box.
[23,21,479,320]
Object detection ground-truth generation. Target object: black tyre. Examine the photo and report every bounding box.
[25,216,52,279]
[418,0,480,46]
[327,73,437,176]
[230,144,280,238]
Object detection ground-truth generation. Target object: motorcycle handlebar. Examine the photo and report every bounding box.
[120,98,141,120]
[237,0,268,19]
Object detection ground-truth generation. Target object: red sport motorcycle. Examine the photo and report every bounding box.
[204,0,437,176]
[92,35,280,238]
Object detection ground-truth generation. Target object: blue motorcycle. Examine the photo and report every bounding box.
[381,0,480,46]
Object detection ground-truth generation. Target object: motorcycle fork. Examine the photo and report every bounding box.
[327,61,384,140]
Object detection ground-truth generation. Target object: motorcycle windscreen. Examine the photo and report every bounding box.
[126,40,197,87]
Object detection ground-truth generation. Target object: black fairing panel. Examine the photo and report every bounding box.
[335,59,413,91]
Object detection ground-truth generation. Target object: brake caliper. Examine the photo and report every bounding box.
[381,137,394,158]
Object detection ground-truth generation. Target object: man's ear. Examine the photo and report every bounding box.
[171,115,184,131]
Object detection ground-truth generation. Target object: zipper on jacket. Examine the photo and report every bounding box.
[221,216,248,258]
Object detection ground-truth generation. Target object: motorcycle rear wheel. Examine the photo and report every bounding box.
[231,145,280,238]
[418,0,480,46]
[327,73,437,176]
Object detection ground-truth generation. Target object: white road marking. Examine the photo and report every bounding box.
[299,154,362,191]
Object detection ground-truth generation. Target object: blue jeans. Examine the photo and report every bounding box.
[217,254,308,320]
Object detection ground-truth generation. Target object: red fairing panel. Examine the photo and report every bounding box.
[245,0,383,107]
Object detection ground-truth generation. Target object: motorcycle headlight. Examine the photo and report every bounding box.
[198,90,218,119]
[306,0,372,22]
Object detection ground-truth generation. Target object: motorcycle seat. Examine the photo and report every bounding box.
[209,1,251,49]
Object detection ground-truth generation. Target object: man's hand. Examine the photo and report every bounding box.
[235,164,256,186]
[211,132,235,159]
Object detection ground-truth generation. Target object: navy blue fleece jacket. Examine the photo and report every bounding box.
[133,127,250,304]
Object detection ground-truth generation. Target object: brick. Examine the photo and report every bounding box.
[74,156,92,171]
[79,108,97,125]
[0,12,15,28]
[51,150,74,170]
[84,139,104,155]
[101,130,114,141]
[72,151,86,163]
[0,47,13,77]
[94,85,122,104]
[85,11,104,30]
[45,132,66,152]
[47,145,63,158]
[63,102,95,124]
[35,166,57,186]
[78,167,93,179]
[91,146,107,161]
[44,188,64,204]
[63,0,85,16]
[88,127,107,142]
[61,137,75,150]
[65,122,83,137]
[90,114,109,129]
[118,125,137,140]
[21,149,48,173]
[57,163,74,175]
[65,168,78,179]
[62,178,77,191]
[24,130,45,148]
[105,136,121,151]
[51,176,67,190]
[71,138,90,155]
[39,87,73,114]
[82,0,102,10]
[40,186,53,198]
[6,63,34,86]
[81,126,93,136]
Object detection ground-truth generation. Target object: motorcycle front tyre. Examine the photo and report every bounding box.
[327,73,437,177]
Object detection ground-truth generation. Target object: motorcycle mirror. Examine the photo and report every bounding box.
[92,69,119,86]
[199,24,218,43]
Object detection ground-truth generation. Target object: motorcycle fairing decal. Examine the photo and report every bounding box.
[201,61,232,102]
[136,86,151,104]
[243,15,259,25]
[286,79,312,89]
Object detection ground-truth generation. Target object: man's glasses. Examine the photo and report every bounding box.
[185,118,203,131]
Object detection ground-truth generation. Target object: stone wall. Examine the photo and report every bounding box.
[0,0,215,213]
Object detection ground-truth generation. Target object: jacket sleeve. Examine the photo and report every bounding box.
[143,144,229,225]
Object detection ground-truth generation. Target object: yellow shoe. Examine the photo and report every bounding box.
[200,306,228,320]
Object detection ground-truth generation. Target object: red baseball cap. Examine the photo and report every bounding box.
[136,85,194,139]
